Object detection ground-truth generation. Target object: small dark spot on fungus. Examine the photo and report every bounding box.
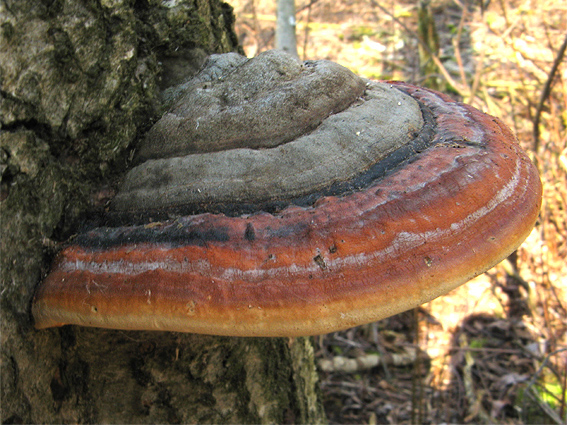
[313,254,327,270]
[31,50,542,337]
[244,223,255,241]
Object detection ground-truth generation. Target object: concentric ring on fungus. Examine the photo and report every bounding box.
[32,50,542,337]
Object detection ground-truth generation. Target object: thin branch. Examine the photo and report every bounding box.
[453,7,471,96]
[521,347,567,424]
[533,32,567,153]
[318,346,418,373]
[301,0,314,60]
[296,0,320,14]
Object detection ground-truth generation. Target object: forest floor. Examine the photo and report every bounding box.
[229,0,567,423]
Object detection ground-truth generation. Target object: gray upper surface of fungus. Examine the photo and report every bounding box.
[137,50,368,159]
[114,50,424,213]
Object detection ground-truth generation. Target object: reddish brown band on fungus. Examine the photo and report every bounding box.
[32,83,542,337]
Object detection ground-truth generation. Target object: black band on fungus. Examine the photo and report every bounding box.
[102,95,437,229]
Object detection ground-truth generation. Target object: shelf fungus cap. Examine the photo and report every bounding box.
[32,50,542,337]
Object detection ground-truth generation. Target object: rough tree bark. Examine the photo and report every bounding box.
[0,1,325,423]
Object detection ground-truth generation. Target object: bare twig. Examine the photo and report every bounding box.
[533,33,567,153]
[296,0,320,14]
[251,0,261,54]
[521,347,567,424]
[453,6,471,96]
[468,46,486,106]
[318,346,417,373]
[460,334,494,424]
[526,387,565,425]
[301,0,314,60]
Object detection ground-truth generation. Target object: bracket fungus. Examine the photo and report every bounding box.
[32,50,542,337]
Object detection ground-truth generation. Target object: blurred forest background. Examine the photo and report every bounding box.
[229,0,566,423]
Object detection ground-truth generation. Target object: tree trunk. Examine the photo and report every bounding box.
[0,1,325,423]
[276,0,299,59]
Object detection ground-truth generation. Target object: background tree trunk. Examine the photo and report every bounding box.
[276,0,299,59]
[0,1,325,423]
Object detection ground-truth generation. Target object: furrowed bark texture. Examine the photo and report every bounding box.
[0,1,325,423]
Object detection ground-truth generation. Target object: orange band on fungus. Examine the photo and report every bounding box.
[32,82,542,336]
